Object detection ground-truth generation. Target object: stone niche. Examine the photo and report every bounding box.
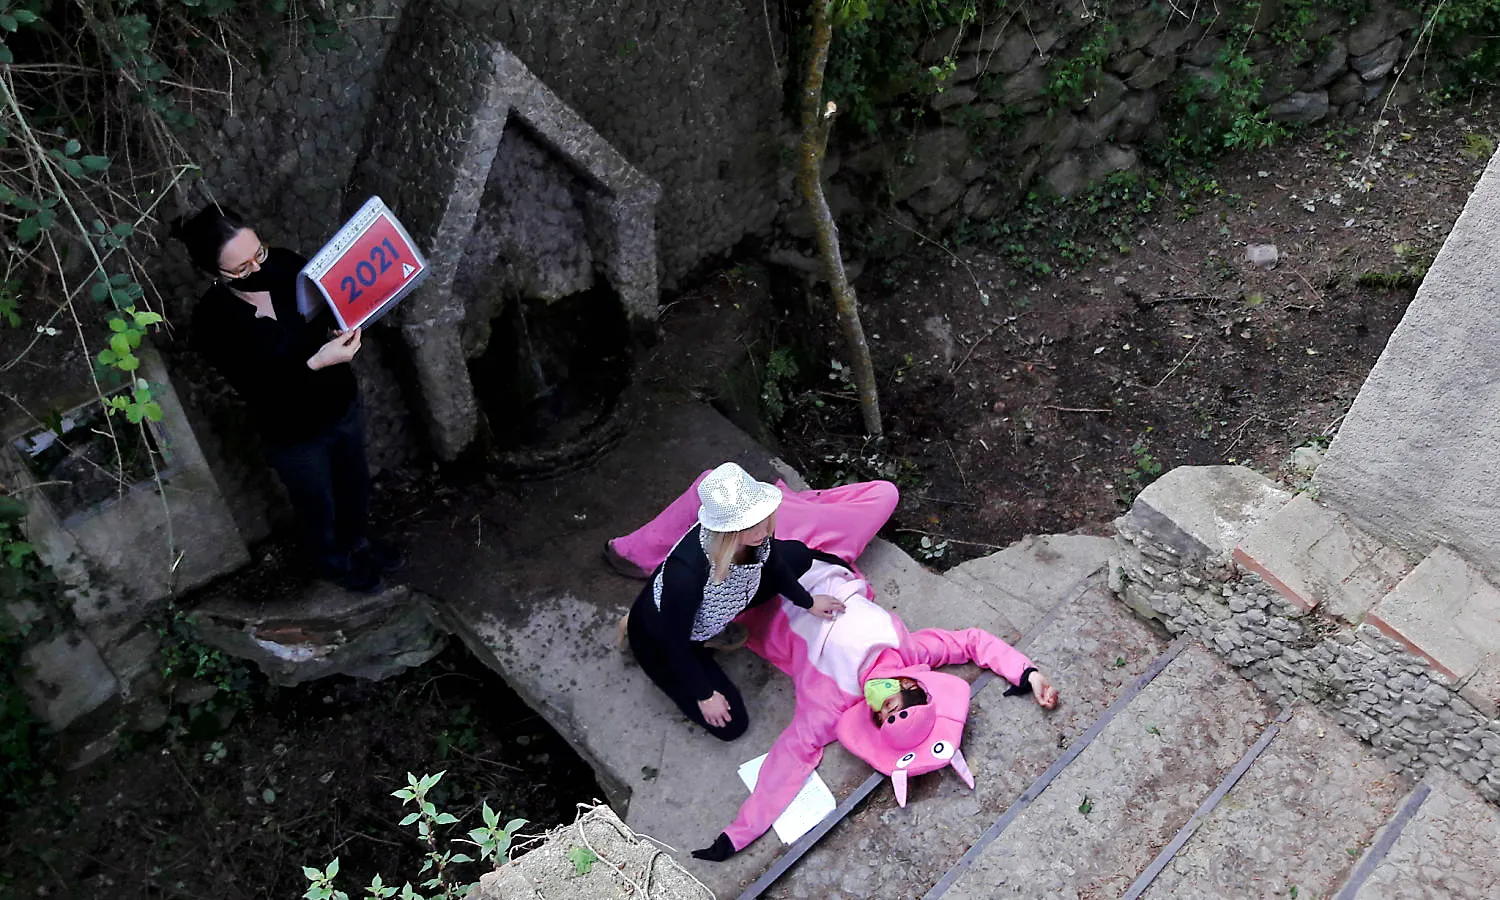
[454,119,636,475]
[353,0,661,464]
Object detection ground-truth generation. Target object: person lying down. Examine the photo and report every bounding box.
[690,558,1059,862]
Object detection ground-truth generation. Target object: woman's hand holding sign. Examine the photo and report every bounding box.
[307,328,362,370]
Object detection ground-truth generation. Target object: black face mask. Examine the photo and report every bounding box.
[225,249,290,292]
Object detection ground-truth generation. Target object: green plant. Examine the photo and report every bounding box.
[760,347,802,424]
[1047,24,1115,106]
[302,771,528,900]
[1161,24,1287,161]
[0,496,58,811]
[915,534,951,561]
[1118,435,1164,504]
[818,0,980,136]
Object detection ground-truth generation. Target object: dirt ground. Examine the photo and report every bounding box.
[0,645,602,900]
[757,96,1497,566]
[3,95,1495,900]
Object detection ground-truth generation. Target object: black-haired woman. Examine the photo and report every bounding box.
[173,205,396,593]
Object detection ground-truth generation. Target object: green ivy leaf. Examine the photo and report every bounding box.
[567,845,599,875]
[63,139,81,156]
[132,310,161,326]
[0,15,17,33]
[143,402,163,422]
[116,353,140,372]
[80,155,111,172]
[110,332,131,357]
[16,216,40,242]
[108,318,127,332]
[97,348,117,366]
[13,9,37,24]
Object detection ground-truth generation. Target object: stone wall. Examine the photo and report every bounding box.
[827,0,1434,228]
[1112,466,1500,807]
[1314,150,1500,582]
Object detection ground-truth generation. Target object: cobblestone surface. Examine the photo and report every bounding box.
[1113,490,1500,807]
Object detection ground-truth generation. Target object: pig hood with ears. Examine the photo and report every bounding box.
[834,665,976,807]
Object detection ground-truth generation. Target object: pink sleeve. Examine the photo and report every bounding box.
[723,701,841,851]
[903,627,1034,687]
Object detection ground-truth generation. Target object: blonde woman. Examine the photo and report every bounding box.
[624,463,851,740]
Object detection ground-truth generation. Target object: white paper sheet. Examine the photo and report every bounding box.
[737,753,837,845]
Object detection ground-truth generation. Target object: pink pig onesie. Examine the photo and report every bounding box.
[610,474,1036,859]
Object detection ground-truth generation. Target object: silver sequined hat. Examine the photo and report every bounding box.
[697,462,783,533]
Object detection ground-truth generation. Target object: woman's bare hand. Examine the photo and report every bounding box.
[810,593,846,619]
[699,691,732,728]
[1029,670,1059,709]
[307,328,362,370]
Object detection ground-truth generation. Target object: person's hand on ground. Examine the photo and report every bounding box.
[1029,670,1059,709]
[810,593,845,619]
[699,691,732,728]
[691,832,735,862]
[307,328,362,370]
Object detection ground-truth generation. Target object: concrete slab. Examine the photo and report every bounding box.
[1138,704,1409,900]
[1120,466,1289,566]
[399,396,987,899]
[20,630,119,730]
[768,582,1170,899]
[940,644,1276,900]
[944,534,1116,634]
[1234,494,1413,620]
[473,804,711,900]
[1350,770,1500,900]
[1366,545,1500,684]
[1315,149,1500,588]
[858,538,1024,644]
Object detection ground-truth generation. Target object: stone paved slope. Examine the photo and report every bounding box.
[1138,704,1409,900]
[941,644,1276,900]
[1349,770,1500,900]
[768,582,1167,899]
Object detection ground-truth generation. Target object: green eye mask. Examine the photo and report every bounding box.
[864,678,901,712]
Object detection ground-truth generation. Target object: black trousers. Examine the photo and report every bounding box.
[265,399,371,578]
[627,602,749,742]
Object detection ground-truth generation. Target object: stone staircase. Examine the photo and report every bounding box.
[742,535,1499,900]
[400,401,1499,899]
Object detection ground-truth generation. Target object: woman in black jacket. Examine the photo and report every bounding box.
[173,204,396,593]
[625,462,847,740]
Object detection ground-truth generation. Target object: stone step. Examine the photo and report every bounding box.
[937,643,1277,899]
[1133,703,1411,900]
[1342,770,1500,900]
[764,579,1171,899]
[944,533,1117,635]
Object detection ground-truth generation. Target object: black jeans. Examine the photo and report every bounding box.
[265,399,371,578]
[627,604,749,742]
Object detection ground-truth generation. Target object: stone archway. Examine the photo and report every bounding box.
[353,1,660,461]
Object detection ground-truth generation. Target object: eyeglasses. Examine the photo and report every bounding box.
[220,242,268,279]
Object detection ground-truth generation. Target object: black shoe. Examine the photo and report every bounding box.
[357,539,407,576]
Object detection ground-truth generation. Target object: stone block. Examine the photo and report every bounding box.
[1120,465,1289,567]
[1460,657,1500,720]
[1347,10,1394,57]
[1352,37,1401,81]
[1304,39,1349,90]
[1268,90,1331,124]
[20,630,119,730]
[1367,546,1500,684]
[1234,493,1413,620]
[1125,54,1176,90]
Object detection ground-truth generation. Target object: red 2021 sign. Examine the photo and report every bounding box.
[299,197,428,331]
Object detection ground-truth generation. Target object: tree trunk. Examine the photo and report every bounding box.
[797,1,882,437]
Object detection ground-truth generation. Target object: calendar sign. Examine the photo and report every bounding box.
[298,197,429,331]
